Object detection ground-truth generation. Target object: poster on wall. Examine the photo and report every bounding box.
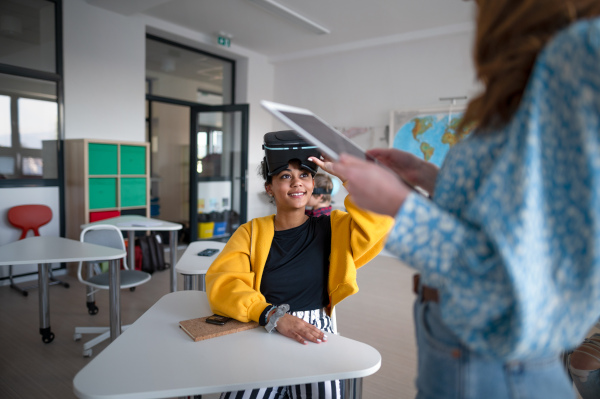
[389,106,475,167]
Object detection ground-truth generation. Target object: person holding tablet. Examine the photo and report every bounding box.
[330,1,600,398]
[206,130,393,399]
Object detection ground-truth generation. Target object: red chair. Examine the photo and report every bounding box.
[7,204,69,296]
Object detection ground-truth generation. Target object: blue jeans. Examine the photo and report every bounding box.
[414,299,574,399]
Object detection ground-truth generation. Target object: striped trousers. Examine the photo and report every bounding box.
[220,308,343,399]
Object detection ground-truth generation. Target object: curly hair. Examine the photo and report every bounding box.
[459,0,600,133]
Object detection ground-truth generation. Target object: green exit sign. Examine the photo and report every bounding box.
[217,36,231,47]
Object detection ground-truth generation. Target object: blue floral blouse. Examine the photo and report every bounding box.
[385,18,600,360]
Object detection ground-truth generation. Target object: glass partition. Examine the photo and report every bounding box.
[191,105,248,241]
[145,36,233,105]
[0,0,56,73]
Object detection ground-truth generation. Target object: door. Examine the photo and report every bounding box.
[190,104,249,241]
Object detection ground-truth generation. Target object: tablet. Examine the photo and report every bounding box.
[261,100,430,197]
[261,100,373,162]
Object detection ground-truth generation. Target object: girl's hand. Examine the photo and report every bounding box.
[274,314,327,345]
[333,154,411,217]
[308,156,346,182]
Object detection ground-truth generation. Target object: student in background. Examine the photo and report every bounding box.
[305,173,333,217]
[206,130,393,399]
[331,1,600,398]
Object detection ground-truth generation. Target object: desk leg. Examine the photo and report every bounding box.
[169,231,178,292]
[128,231,135,271]
[183,275,195,290]
[344,378,363,399]
[199,274,206,292]
[38,263,54,343]
[108,259,121,341]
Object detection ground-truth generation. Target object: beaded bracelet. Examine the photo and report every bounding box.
[265,304,290,333]
[264,305,275,325]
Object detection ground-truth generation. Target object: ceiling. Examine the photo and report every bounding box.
[87,0,476,61]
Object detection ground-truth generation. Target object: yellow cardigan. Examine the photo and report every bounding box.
[205,195,394,323]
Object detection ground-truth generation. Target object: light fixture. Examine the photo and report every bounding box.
[247,0,330,35]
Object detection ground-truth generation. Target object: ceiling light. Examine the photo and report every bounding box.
[247,0,330,35]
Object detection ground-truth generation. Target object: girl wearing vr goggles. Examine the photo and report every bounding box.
[206,130,393,399]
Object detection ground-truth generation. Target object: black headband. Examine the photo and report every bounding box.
[313,187,332,195]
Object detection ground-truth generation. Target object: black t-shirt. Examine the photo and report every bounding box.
[260,216,332,313]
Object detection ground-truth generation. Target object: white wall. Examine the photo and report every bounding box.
[273,31,478,134]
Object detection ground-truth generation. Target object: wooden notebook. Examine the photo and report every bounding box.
[179,316,260,342]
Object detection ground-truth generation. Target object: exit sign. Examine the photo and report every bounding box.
[217,36,231,47]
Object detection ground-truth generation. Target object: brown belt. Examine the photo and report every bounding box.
[412,273,439,303]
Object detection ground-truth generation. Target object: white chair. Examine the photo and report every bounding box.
[74,224,152,357]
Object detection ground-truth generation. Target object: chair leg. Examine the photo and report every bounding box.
[9,265,36,296]
[8,265,69,296]
[74,324,132,357]
[85,265,98,314]
[48,268,70,289]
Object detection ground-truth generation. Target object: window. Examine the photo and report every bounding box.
[0,95,10,147]
[0,0,61,183]
[0,73,58,179]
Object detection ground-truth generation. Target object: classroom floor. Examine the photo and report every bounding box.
[0,250,418,399]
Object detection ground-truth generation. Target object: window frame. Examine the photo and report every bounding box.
[0,0,63,188]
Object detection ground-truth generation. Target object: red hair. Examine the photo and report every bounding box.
[459,0,600,133]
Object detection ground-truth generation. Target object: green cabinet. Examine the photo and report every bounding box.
[88,143,118,175]
[65,139,150,240]
[120,145,147,175]
[88,178,118,209]
[120,178,147,207]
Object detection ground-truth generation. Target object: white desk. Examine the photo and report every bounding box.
[73,291,380,399]
[83,216,182,292]
[0,236,125,343]
[175,241,226,290]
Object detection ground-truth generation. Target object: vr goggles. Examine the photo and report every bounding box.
[312,187,332,195]
[263,130,321,176]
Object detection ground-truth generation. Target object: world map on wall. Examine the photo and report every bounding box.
[392,112,474,167]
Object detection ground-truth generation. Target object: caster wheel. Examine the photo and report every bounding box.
[74,333,82,341]
[83,349,92,357]
[130,287,136,292]
[22,291,28,297]
[42,332,55,344]
[64,283,70,288]
[87,301,99,315]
